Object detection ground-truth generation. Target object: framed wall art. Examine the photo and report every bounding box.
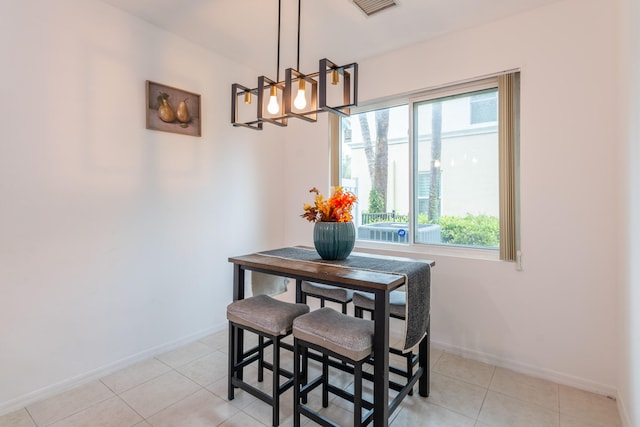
[146,80,201,137]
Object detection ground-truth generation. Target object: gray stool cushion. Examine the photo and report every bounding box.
[353,290,406,318]
[301,281,353,302]
[293,307,374,362]
[227,294,310,336]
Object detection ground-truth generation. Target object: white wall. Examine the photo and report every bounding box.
[1,0,634,423]
[284,0,622,403]
[0,0,285,412]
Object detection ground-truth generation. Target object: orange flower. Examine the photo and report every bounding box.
[301,186,357,223]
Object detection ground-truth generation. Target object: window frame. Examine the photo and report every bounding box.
[330,71,519,261]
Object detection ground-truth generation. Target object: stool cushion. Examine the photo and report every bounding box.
[227,294,310,336]
[301,281,354,303]
[293,307,374,362]
[353,291,406,318]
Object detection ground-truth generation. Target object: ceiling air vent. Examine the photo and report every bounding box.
[353,0,397,16]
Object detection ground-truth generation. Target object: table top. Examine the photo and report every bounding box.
[229,246,434,292]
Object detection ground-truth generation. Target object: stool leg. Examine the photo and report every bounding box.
[354,361,363,427]
[322,354,329,408]
[354,306,362,319]
[258,335,264,382]
[406,351,414,396]
[272,336,280,427]
[228,323,235,400]
[301,346,308,405]
[293,338,301,427]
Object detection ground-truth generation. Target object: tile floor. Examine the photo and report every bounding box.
[0,328,623,427]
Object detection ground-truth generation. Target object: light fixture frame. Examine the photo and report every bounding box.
[319,58,358,117]
[230,0,359,129]
[257,76,288,127]
[231,83,262,130]
[284,68,318,122]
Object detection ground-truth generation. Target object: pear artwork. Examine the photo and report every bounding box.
[176,99,190,127]
[157,92,175,123]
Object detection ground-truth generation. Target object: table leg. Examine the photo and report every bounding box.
[419,318,430,397]
[373,289,390,427]
[295,279,303,304]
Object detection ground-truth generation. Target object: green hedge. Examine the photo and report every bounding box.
[438,214,499,247]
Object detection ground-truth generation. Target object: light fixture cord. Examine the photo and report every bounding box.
[297,0,301,70]
[276,0,281,82]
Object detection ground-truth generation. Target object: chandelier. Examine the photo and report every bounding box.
[231,0,358,130]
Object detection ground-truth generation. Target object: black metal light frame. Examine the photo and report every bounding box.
[284,68,318,122]
[231,84,262,130]
[257,76,288,127]
[319,58,358,118]
[230,0,358,130]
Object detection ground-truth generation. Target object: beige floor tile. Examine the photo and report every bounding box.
[336,378,411,425]
[0,408,36,427]
[205,366,263,411]
[239,383,317,426]
[119,370,201,418]
[198,330,228,352]
[559,385,622,427]
[218,411,268,427]
[146,388,239,427]
[155,341,214,369]
[478,391,559,427]
[241,397,285,426]
[101,358,172,394]
[430,347,444,366]
[26,380,114,426]
[6,336,626,427]
[49,396,142,427]
[433,352,495,387]
[489,367,559,411]
[559,412,619,427]
[175,350,228,387]
[314,402,357,426]
[426,372,487,419]
[392,399,476,426]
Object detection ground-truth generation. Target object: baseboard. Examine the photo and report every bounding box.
[431,340,619,398]
[0,322,227,417]
[616,392,633,427]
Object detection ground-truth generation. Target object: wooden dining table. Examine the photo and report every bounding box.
[228,246,434,427]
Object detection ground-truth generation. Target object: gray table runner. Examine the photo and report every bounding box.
[259,247,430,351]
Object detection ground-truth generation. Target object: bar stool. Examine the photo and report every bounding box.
[292,307,375,427]
[353,290,419,395]
[301,281,353,314]
[227,293,309,426]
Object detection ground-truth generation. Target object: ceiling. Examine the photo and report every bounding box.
[100,0,561,76]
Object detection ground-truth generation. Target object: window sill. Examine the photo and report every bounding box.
[353,240,501,262]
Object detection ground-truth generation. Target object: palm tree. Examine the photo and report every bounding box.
[428,102,442,222]
[359,109,390,212]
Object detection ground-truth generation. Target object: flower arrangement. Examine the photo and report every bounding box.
[301,186,357,223]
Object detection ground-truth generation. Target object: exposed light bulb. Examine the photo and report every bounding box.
[433,159,441,168]
[267,86,279,114]
[244,91,252,105]
[294,79,307,110]
[331,69,340,85]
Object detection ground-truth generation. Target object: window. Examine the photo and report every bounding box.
[333,72,519,260]
[470,91,498,124]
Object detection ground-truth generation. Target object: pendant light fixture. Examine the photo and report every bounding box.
[231,0,358,130]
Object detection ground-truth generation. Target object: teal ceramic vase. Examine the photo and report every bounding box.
[313,222,356,260]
